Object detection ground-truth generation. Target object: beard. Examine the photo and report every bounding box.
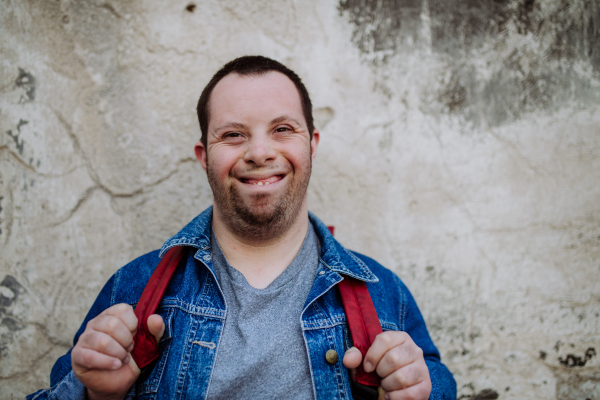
[207,158,312,241]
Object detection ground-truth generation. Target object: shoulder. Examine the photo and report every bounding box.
[349,252,400,283]
[347,251,409,331]
[109,249,162,306]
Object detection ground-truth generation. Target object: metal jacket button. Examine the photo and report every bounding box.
[325,349,338,364]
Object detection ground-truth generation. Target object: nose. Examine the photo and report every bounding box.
[243,134,277,166]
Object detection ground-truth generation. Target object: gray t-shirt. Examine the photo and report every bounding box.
[206,224,321,399]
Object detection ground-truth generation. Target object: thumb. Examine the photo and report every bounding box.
[343,346,363,369]
[147,314,165,343]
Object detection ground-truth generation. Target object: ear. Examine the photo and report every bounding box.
[310,129,320,160]
[194,141,208,172]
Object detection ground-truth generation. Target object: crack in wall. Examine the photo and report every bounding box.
[53,109,196,199]
[0,146,84,179]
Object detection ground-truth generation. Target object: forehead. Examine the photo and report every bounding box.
[208,71,305,128]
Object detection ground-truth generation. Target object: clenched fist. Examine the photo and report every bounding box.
[343,331,431,400]
[71,303,164,400]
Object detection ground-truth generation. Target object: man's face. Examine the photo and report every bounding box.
[195,72,319,236]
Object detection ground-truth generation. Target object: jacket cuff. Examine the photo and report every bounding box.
[27,370,86,400]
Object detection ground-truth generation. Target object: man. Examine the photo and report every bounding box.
[29,56,456,399]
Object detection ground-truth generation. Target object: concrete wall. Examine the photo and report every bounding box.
[1,0,599,398]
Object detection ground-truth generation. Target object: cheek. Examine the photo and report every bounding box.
[286,146,312,170]
[208,150,239,177]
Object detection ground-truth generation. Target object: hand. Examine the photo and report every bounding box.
[343,331,431,400]
[71,303,165,400]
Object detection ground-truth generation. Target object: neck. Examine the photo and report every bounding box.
[211,204,310,289]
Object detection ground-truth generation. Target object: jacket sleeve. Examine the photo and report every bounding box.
[26,270,138,400]
[394,274,457,400]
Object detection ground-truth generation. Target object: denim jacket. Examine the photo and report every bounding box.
[28,207,456,400]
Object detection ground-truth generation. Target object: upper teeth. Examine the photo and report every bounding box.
[254,181,270,185]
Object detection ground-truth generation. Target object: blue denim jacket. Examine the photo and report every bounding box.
[28,208,456,400]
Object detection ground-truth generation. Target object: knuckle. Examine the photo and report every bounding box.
[105,316,119,331]
[97,334,111,351]
[114,303,132,314]
[388,348,402,366]
[379,332,394,346]
[414,346,423,358]
[392,370,407,388]
[404,390,418,400]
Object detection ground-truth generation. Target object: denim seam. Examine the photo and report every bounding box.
[175,317,198,399]
[204,315,225,400]
[303,319,347,330]
[325,327,346,400]
[397,276,406,332]
[199,267,213,310]
[42,370,78,400]
[111,268,122,306]
[301,329,318,400]
[148,300,226,319]
[344,248,379,282]
[159,240,203,258]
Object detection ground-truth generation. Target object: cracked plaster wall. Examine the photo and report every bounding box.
[1,0,599,398]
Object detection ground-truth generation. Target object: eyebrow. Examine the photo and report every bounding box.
[212,122,248,134]
[212,116,303,135]
[270,115,302,127]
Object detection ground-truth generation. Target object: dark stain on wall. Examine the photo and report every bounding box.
[339,0,600,126]
[338,0,423,54]
[472,389,499,400]
[0,275,24,309]
[15,68,35,103]
[5,119,28,155]
[558,347,596,367]
[458,388,500,400]
[0,275,27,357]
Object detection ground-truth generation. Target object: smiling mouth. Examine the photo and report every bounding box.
[240,175,284,186]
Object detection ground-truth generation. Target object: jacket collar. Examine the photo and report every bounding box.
[159,207,378,283]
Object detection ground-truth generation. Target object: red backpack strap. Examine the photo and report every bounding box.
[131,246,186,368]
[338,276,383,388]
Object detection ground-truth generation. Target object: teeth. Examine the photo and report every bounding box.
[257,182,264,186]
[264,182,270,185]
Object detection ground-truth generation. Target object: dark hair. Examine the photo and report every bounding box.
[196,56,314,148]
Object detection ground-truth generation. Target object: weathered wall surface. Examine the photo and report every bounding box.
[1,0,598,398]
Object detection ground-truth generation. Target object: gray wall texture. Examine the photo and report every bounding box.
[1,0,599,398]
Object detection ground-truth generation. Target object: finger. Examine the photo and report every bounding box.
[88,314,135,352]
[103,303,138,333]
[379,359,427,392]
[342,347,363,369]
[72,346,124,371]
[364,331,410,373]
[78,330,130,362]
[384,380,431,400]
[375,342,423,379]
[147,314,165,343]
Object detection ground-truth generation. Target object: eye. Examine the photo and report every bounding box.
[275,126,292,133]
[223,132,243,139]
